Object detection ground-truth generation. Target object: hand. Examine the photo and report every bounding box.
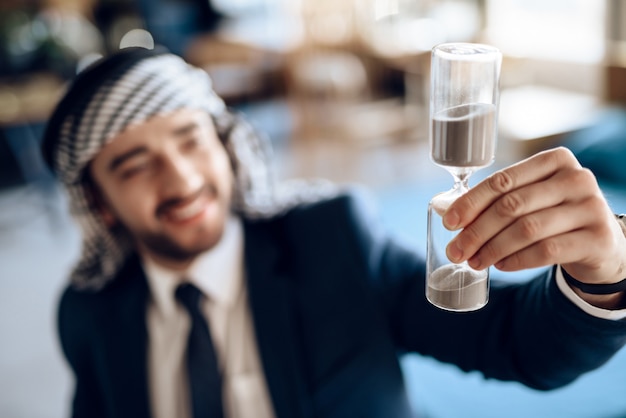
[443,147,626,307]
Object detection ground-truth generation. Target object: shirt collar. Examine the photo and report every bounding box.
[142,215,244,317]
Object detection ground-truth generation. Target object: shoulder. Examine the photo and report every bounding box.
[58,254,145,337]
[262,186,381,236]
[243,187,392,267]
[58,255,147,363]
[243,188,388,262]
[58,284,103,330]
[289,186,377,216]
[60,254,143,306]
[57,284,100,366]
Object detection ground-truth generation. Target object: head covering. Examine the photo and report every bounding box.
[43,47,337,291]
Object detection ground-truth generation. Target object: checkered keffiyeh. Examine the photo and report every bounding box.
[43,47,337,291]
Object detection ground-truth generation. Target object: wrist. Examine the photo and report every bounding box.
[559,214,626,310]
[561,268,626,295]
[562,267,626,310]
[570,287,626,310]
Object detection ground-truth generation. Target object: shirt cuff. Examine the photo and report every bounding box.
[555,265,626,320]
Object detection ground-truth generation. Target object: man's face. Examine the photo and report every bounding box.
[89,109,233,269]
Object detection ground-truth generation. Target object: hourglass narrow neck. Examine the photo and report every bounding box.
[450,168,473,196]
[453,175,470,194]
[430,169,473,214]
[446,164,474,179]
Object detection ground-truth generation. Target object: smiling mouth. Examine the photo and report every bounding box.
[158,187,218,223]
[168,197,209,221]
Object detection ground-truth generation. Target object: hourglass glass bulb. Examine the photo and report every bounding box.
[427,190,490,312]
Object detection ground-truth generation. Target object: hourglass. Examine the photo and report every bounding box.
[426,43,502,311]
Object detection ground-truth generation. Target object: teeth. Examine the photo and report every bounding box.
[168,198,207,221]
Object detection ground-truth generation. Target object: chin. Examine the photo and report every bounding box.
[180,218,227,253]
[138,219,227,264]
[187,234,224,255]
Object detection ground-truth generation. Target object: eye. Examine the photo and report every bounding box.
[182,136,200,151]
[120,161,152,180]
[181,136,208,152]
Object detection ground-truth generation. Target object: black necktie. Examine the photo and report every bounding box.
[175,283,224,418]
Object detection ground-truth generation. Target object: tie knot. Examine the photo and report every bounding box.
[175,283,204,315]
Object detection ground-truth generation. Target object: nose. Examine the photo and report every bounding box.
[160,153,203,198]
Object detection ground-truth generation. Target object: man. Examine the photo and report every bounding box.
[43,47,626,418]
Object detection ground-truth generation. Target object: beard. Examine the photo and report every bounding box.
[103,180,232,267]
[139,184,229,264]
[133,221,226,266]
[140,233,203,263]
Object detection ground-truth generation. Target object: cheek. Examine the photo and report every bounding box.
[218,155,234,190]
[107,184,159,226]
[205,148,234,193]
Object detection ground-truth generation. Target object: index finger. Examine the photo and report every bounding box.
[443,147,581,230]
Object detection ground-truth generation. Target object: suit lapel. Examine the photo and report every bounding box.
[102,256,152,418]
[244,220,312,418]
[99,225,312,418]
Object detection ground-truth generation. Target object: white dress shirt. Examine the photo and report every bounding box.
[142,216,275,418]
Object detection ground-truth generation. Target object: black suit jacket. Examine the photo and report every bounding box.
[58,191,626,418]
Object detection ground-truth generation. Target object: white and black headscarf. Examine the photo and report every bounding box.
[43,47,336,291]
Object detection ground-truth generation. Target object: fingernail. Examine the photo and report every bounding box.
[447,241,463,262]
[444,209,460,230]
[469,256,482,270]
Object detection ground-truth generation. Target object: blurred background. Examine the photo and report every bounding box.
[1,0,626,417]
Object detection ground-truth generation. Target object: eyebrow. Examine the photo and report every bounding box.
[107,122,202,172]
[108,146,149,172]
[171,121,201,137]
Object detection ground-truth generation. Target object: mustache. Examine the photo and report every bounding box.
[155,184,218,217]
